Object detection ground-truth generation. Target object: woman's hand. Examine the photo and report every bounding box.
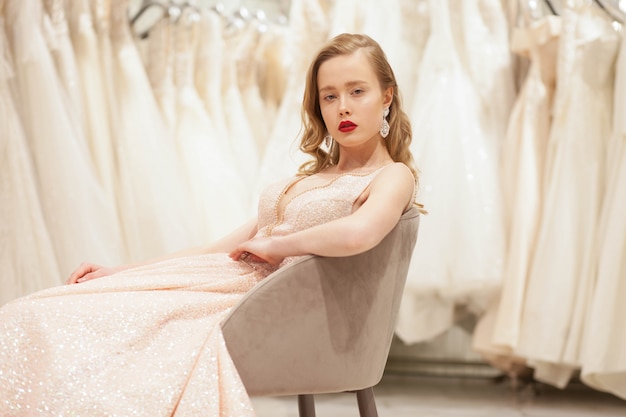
[229,237,285,266]
[66,263,125,285]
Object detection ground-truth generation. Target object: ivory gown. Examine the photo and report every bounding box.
[396,0,505,344]
[0,10,60,304]
[108,0,198,261]
[0,167,390,416]
[4,0,125,276]
[515,4,619,388]
[255,0,332,196]
[580,23,626,401]
[472,14,561,369]
[171,17,249,242]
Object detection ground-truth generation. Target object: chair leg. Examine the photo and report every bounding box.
[356,387,379,417]
[298,394,316,417]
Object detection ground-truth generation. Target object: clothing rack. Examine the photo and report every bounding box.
[128,0,289,39]
[541,0,625,24]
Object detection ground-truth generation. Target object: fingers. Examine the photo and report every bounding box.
[76,270,105,283]
[229,247,269,264]
[66,263,101,285]
[247,253,266,263]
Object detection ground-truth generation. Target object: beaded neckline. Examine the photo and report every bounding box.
[266,166,387,236]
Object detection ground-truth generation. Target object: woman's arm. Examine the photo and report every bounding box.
[230,163,415,264]
[68,217,258,284]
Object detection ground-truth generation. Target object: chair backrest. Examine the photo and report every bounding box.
[221,207,420,397]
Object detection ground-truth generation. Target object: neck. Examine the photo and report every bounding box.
[332,139,392,173]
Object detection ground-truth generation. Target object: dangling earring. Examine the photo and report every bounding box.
[324,133,333,148]
[380,107,390,138]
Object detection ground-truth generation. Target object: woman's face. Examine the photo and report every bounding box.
[317,50,392,150]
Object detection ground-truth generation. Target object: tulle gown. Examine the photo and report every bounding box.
[235,23,272,156]
[0,168,387,416]
[222,25,259,183]
[472,15,561,368]
[255,0,331,196]
[172,17,249,242]
[515,4,619,388]
[580,25,626,400]
[254,23,289,157]
[145,18,176,135]
[396,0,505,344]
[4,0,125,276]
[193,10,255,215]
[108,0,198,261]
[0,13,60,305]
[194,9,235,163]
[454,0,515,153]
[67,0,119,201]
[43,0,86,138]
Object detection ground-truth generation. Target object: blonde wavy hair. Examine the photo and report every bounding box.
[297,33,418,185]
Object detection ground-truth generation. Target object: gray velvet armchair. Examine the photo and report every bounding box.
[221,206,420,417]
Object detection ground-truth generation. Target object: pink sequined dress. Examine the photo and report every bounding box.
[0,168,386,417]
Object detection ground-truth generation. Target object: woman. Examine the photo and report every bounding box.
[0,33,417,416]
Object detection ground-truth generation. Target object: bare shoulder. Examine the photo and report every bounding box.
[362,162,415,210]
[372,162,415,189]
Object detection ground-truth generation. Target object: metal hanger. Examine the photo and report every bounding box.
[543,0,559,15]
[594,0,625,23]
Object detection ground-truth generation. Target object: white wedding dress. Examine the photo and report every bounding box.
[67,0,119,201]
[108,0,198,261]
[172,17,250,242]
[472,14,561,369]
[253,22,288,159]
[255,0,332,197]
[0,12,60,305]
[221,25,259,184]
[43,0,86,140]
[396,0,505,344]
[5,0,125,277]
[145,18,176,136]
[580,21,626,400]
[515,4,619,388]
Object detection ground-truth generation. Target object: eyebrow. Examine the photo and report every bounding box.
[319,80,369,93]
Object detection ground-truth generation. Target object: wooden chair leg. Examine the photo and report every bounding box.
[356,387,379,417]
[298,394,316,417]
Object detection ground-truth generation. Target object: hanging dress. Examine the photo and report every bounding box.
[455,0,516,154]
[472,14,561,369]
[145,17,177,137]
[0,11,60,305]
[255,0,332,197]
[67,0,119,204]
[43,0,86,139]
[194,9,236,164]
[254,21,289,158]
[221,23,260,183]
[515,4,619,388]
[4,0,125,276]
[108,0,198,261]
[396,0,505,344]
[172,14,249,242]
[580,21,626,401]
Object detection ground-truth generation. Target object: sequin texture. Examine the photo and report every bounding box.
[0,169,384,416]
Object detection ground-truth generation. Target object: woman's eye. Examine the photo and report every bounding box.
[323,94,336,101]
[352,89,364,95]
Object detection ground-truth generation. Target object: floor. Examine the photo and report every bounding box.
[251,373,626,416]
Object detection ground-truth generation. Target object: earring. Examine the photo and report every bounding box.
[324,133,333,148]
[380,108,390,138]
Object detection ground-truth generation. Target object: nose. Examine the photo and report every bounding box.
[338,94,351,116]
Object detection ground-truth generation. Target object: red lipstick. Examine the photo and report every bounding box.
[338,120,357,132]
